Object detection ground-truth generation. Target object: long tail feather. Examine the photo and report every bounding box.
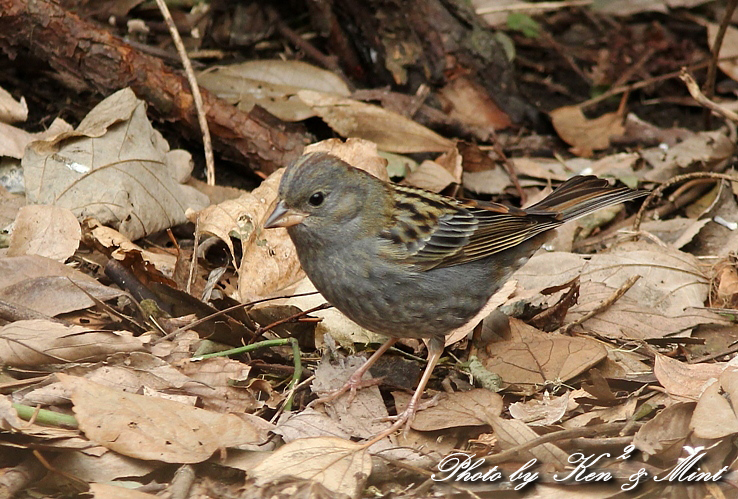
[529,176,647,222]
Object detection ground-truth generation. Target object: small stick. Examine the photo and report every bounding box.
[632,172,738,231]
[153,0,215,185]
[484,422,628,465]
[681,68,738,124]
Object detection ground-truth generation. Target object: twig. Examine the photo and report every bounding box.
[560,275,641,335]
[681,68,738,123]
[633,172,738,232]
[703,0,738,124]
[489,126,526,203]
[484,422,628,465]
[476,0,592,15]
[254,302,331,335]
[153,290,319,344]
[153,0,215,185]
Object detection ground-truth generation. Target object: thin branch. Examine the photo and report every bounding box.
[153,0,215,185]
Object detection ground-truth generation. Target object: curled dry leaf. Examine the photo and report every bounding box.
[250,437,372,498]
[23,88,209,241]
[549,105,625,157]
[0,320,146,367]
[237,171,305,301]
[84,219,177,277]
[7,205,80,261]
[58,374,274,463]
[298,90,454,153]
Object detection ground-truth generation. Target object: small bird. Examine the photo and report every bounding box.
[264,151,647,439]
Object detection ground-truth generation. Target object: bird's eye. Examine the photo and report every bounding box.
[308,192,325,206]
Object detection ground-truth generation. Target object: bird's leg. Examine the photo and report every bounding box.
[310,337,398,407]
[363,340,444,446]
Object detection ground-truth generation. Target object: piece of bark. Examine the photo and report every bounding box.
[0,0,310,174]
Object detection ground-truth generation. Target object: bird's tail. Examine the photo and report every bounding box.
[528,176,648,222]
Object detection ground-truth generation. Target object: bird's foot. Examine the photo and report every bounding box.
[308,373,384,408]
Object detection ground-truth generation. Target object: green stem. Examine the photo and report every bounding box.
[12,403,78,428]
[191,338,303,411]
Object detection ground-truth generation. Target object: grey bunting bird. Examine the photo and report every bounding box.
[264,151,648,438]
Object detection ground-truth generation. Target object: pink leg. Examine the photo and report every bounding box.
[311,337,398,406]
[363,340,443,446]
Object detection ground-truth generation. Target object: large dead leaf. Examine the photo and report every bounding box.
[7,205,80,261]
[59,374,273,463]
[49,450,160,484]
[479,318,607,395]
[23,88,209,240]
[511,243,727,339]
[0,255,123,316]
[298,90,454,153]
[198,59,350,122]
[250,437,372,498]
[0,320,146,367]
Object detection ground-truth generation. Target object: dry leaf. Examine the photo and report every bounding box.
[7,205,80,261]
[550,106,625,157]
[653,354,729,401]
[88,483,159,499]
[198,59,350,122]
[59,374,273,463]
[0,85,27,124]
[437,76,512,136]
[509,391,569,426]
[479,318,607,395]
[304,138,389,181]
[23,88,209,240]
[489,415,569,469]
[403,389,503,431]
[0,320,146,367]
[251,437,372,498]
[298,90,454,153]
[50,450,160,484]
[690,373,738,439]
[633,402,695,461]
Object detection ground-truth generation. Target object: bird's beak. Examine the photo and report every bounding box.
[264,200,308,228]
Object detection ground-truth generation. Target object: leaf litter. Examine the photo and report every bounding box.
[4,5,738,498]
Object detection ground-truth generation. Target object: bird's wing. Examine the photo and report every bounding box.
[377,184,562,270]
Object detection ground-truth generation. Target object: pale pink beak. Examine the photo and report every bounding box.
[264,200,308,228]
